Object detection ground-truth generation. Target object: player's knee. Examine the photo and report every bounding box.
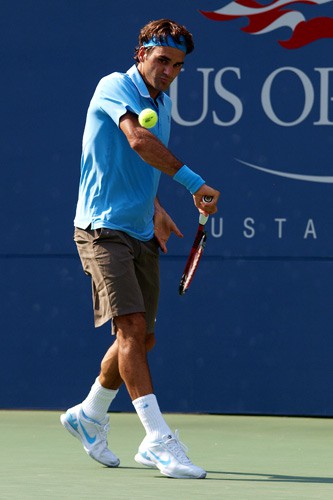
[115,312,147,344]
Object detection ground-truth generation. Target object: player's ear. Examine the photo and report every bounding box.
[137,46,147,62]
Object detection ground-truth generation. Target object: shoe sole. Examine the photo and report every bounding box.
[134,453,158,469]
[160,470,207,479]
[134,450,206,478]
[60,413,120,468]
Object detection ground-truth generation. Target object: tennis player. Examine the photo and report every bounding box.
[61,18,220,479]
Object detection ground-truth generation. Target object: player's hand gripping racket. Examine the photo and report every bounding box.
[179,196,213,295]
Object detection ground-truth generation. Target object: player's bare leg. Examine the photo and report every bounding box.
[113,312,153,399]
[60,314,154,468]
[112,314,206,478]
[99,326,156,391]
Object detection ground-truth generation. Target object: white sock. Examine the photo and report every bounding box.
[81,377,118,422]
[132,394,172,441]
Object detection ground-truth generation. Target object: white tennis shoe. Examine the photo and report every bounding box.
[135,431,206,479]
[135,435,158,468]
[60,404,120,467]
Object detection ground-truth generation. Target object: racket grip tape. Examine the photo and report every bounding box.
[199,214,209,225]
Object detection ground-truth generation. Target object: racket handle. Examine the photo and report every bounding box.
[199,195,213,225]
[199,213,209,225]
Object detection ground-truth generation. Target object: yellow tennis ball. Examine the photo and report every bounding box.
[138,108,158,128]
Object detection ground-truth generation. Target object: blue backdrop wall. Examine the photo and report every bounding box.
[2,0,333,415]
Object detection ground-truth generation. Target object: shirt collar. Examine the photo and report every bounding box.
[127,64,165,104]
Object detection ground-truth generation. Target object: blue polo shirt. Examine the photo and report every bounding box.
[74,65,172,241]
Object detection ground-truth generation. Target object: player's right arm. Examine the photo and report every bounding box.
[120,111,182,176]
[119,111,220,215]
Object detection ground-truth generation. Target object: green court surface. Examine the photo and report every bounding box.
[0,412,332,499]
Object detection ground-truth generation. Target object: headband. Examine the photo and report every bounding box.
[142,34,187,53]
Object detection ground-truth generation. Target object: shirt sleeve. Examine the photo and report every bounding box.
[94,73,141,127]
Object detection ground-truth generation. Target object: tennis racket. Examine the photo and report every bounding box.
[179,196,213,295]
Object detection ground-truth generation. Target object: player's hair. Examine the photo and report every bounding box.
[134,19,194,61]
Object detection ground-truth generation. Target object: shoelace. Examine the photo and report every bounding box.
[88,417,110,442]
[165,430,191,464]
[94,422,111,453]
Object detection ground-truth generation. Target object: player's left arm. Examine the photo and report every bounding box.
[154,198,183,254]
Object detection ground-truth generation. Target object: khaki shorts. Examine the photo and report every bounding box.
[74,227,160,333]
